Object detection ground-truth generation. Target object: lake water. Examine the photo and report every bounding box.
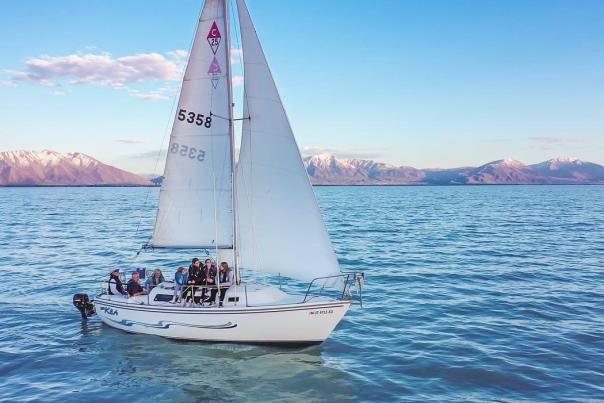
[0,185,603,401]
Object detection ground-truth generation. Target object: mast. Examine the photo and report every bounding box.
[224,0,239,281]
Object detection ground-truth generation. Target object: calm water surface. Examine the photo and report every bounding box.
[0,185,603,401]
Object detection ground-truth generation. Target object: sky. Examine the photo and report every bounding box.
[1,0,603,173]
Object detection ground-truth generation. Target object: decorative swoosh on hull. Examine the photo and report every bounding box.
[107,318,237,330]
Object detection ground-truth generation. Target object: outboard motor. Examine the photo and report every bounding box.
[73,293,96,319]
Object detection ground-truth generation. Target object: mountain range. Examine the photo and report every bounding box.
[0,150,150,186]
[303,154,604,185]
[1,150,603,186]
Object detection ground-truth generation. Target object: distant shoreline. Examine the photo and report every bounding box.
[2,183,603,188]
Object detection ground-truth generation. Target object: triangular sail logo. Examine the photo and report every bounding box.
[208,56,221,89]
[207,21,221,54]
[208,57,222,75]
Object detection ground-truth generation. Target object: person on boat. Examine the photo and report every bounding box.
[108,268,127,296]
[202,259,217,305]
[126,271,146,297]
[145,269,165,292]
[185,258,204,305]
[171,266,188,304]
[214,262,233,307]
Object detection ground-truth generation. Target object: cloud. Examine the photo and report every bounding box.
[528,136,584,145]
[127,86,179,101]
[300,146,384,160]
[528,136,591,151]
[12,51,184,88]
[167,49,189,60]
[130,149,167,160]
[115,139,146,144]
[8,49,248,99]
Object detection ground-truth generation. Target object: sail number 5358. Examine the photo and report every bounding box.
[177,109,212,128]
[170,143,205,162]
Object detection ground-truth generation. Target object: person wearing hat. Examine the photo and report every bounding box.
[108,268,127,296]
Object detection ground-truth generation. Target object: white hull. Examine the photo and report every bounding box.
[93,284,351,344]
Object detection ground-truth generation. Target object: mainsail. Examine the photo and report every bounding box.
[150,0,234,249]
[235,0,341,282]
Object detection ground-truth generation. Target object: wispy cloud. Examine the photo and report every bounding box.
[7,49,245,98]
[528,136,592,151]
[127,86,179,101]
[167,49,189,60]
[12,52,183,86]
[115,139,146,144]
[300,146,384,160]
[8,50,187,99]
[528,136,585,144]
[130,149,167,160]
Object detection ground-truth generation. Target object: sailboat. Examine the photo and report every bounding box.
[74,0,363,345]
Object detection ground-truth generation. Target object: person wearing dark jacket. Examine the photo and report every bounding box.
[185,258,204,305]
[108,268,127,296]
[126,272,145,297]
[202,259,218,305]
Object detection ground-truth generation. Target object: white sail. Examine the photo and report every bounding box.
[235,0,341,282]
[150,0,233,249]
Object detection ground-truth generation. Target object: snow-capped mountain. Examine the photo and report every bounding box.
[3,150,603,186]
[303,155,604,185]
[529,157,604,182]
[304,154,424,184]
[0,150,151,186]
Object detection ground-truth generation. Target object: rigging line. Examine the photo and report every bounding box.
[210,112,250,121]
[132,1,204,251]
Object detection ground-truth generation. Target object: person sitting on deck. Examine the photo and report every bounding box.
[145,269,165,293]
[108,268,127,296]
[214,262,233,307]
[185,258,204,306]
[126,271,146,297]
[171,266,188,304]
[202,259,217,306]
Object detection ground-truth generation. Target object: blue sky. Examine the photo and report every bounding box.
[1,0,603,173]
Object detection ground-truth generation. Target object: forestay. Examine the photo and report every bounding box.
[235,0,341,283]
[150,0,233,249]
